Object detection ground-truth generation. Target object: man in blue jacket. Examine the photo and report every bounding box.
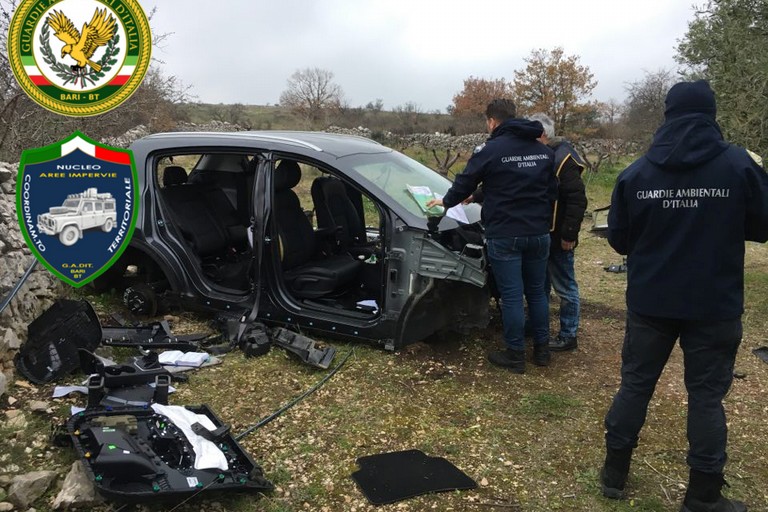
[428,99,557,373]
[601,80,768,512]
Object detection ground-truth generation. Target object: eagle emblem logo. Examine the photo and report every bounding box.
[46,9,118,81]
[7,0,151,116]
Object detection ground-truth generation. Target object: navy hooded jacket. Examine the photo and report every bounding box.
[608,110,768,320]
[442,118,557,238]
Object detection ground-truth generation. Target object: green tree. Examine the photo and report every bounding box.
[677,0,768,157]
[513,47,597,135]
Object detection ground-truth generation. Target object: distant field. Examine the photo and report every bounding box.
[181,103,464,135]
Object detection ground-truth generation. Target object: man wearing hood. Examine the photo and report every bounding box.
[428,99,557,373]
[600,80,768,512]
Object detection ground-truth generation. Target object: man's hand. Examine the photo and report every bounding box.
[462,194,475,205]
[426,198,444,208]
[561,239,576,251]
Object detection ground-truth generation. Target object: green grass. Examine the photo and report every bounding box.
[518,392,582,420]
[5,155,768,511]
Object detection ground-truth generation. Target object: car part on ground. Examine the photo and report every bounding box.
[67,405,272,504]
[270,327,336,369]
[101,319,210,352]
[15,299,102,384]
[351,449,477,505]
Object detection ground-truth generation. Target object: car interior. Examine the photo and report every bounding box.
[270,158,385,317]
[155,154,385,316]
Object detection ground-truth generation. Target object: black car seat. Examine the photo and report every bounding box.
[161,166,230,257]
[273,160,361,299]
[311,176,376,257]
[311,177,365,245]
[160,166,249,288]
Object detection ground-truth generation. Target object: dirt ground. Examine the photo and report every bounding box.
[2,218,767,512]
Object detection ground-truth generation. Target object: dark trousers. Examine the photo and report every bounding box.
[604,310,742,474]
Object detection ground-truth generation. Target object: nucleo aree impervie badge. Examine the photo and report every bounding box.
[7,0,151,116]
[16,132,138,287]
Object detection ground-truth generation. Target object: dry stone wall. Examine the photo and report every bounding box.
[0,162,64,396]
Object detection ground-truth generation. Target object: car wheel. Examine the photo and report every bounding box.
[102,217,114,232]
[123,283,158,316]
[59,225,79,246]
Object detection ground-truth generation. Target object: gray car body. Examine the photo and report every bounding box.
[124,131,490,349]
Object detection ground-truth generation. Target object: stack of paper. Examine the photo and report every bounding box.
[158,350,209,368]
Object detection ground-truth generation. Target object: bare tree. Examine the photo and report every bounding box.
[279,67,344,127]
[623,69,677,143]
[392,102,423,135]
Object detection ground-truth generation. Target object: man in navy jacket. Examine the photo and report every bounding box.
[429,99,557,373]
[601,80,768,512]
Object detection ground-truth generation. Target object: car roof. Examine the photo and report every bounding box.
[131,130,391,159]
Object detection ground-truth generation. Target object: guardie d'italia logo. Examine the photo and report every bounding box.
[7,0,151,117]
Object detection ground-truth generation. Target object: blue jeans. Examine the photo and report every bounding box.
[487,235,550,351]
[604,311,741,473]
[547,248,580,338]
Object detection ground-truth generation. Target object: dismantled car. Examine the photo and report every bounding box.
[101,131,490,349]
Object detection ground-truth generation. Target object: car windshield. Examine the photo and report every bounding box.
[62,199,80,208]
[346,151,481,221]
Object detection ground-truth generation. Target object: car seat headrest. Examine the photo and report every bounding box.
[274,160,301,191]
[163,166,188,187]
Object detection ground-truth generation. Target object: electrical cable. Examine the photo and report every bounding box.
[234,347,354,441]
[0,258,37,315]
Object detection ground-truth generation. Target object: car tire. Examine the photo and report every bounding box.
[123,283,158,316]
[102,218,114,232]
[59,225,79,246]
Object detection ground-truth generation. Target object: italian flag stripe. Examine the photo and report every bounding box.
[108,75,130,86]
[30,75,52,86]
[21,56,35,66]
[62,136,130,164]
[94,146,131,165]
[124,55,138,66]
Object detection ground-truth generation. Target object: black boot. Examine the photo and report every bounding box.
[680,470,746,512]
[487,349,525,374]
[533,343,551,366]
[600,447,633,499]
[549,334,578,351]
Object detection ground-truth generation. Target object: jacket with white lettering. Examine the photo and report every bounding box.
[442,118,557,238]
[608,113,768,320]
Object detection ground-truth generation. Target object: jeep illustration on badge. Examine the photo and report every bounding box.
[37,188,117,247]
[7,0,151,117]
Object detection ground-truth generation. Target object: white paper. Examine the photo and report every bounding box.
[151,404,228,471]
[53,385,88,398]
[356,299,379,314]
[158,350,209,367]
[70,406,85,416]
[433,193,469,224]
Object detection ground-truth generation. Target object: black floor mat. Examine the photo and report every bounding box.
[351,449,477,505]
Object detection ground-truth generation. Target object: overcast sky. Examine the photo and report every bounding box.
[141,0,694,111]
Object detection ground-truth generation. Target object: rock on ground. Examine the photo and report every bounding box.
[8,470,56,508]
[0,502,14,511]
[52,462,103,510]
